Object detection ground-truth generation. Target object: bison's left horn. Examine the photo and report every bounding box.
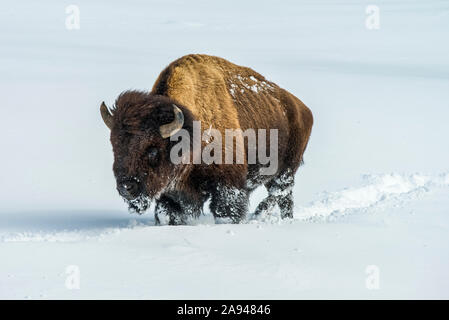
[100,101,113,130]
[159,104,184,138]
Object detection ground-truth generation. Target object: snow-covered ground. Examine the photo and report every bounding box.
[1,0,448,299]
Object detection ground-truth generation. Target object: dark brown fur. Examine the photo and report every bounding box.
[103,54,313,224]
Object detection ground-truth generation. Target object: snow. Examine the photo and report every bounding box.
[1,0,449,299]
[229,74,274,95]
[295,173,449,222]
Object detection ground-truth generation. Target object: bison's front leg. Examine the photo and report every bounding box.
[210,185,248,224]
[154,195,188,225]
[154,193,203,225]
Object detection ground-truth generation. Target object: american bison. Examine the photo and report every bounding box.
[100,54,313,225]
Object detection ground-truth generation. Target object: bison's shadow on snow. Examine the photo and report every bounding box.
[0,210,154,233]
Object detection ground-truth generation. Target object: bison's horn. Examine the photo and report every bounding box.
[159,104,184,138]
[100,101,113,130]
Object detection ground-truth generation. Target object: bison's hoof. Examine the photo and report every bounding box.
[214,217,240,224]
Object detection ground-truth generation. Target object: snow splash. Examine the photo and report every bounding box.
[294,172,449,222]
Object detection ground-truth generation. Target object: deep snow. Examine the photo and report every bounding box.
[0,0,448,299]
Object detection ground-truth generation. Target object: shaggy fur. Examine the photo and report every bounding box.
[102,54,313,224]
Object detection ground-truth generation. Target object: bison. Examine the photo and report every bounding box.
[100,54,313,225]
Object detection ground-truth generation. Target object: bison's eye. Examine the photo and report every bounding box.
[147,147,159,166]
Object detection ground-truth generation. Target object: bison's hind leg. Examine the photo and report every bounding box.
[210,185,248,224]
[254,169,294,219]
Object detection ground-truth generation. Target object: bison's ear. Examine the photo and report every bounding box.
[159,104,184,138]
[100,101,113,130]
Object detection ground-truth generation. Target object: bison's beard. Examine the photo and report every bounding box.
[124,193,151,215]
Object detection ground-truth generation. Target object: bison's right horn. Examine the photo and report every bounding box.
[100,101,113,130]
[159,104,184,138]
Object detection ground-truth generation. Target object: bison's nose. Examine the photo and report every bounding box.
[117,179,139,199]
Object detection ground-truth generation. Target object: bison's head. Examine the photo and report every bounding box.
[100,91,191,213]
